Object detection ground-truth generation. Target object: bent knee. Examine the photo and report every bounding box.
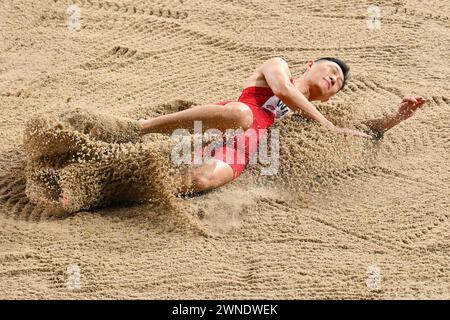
[225,102,253,131]
[192,174,211,192]
[191,161,233,192]
[190,165,214,192]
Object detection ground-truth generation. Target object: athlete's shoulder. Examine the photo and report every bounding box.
[258,57,289,69]
[243,58,291,89]
[267,57,288,64]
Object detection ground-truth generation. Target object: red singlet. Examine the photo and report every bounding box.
[194,78,295,179]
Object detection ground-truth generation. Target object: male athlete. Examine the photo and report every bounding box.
[53,57,426,210]
[128,57,426,195]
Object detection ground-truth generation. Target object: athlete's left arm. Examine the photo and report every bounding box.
[357,95,427,139]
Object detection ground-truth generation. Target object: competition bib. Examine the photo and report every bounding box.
[261,95,292,119]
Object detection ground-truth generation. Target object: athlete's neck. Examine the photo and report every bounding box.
[292,75,311,101]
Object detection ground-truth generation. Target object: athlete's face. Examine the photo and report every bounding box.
[304,60,345,102]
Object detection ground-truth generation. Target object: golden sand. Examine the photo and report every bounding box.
[0,0,449,299]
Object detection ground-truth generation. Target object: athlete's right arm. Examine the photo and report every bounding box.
[260,57,335,129]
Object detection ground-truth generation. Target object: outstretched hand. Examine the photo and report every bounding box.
[396,95,427,121]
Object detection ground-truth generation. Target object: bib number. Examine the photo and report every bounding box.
[261,95,291,119]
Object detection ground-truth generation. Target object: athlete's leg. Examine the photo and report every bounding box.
[176,159,234,195]
[138,102,253,135]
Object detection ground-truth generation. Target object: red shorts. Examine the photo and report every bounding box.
[193,100,275,180]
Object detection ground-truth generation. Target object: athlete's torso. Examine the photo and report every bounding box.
[238,78,294,120]
[239,66,294,119]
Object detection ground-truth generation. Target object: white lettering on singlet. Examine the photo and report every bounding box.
[260,95,292,119]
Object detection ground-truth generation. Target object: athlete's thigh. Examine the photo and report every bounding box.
[188,100,235,110]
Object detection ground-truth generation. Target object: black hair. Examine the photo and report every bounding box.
[315,57,349,91]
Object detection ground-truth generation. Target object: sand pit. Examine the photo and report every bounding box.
[1,0,449,299]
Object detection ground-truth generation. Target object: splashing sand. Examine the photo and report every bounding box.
[23,107,209,236]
